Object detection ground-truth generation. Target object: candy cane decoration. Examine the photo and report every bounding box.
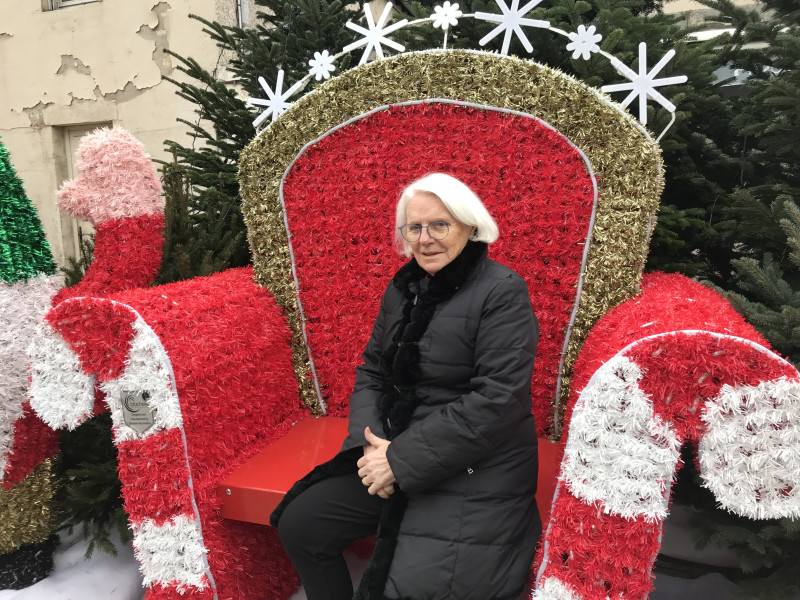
[534,274,800,600]
[30,297,216,598]
[28,266,303,599]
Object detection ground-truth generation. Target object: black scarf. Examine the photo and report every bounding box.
[377,241,488,439]
[272,241,488,599]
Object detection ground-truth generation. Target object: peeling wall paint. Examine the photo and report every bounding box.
[5,1,165,112]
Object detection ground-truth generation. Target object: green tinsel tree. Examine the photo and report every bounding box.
[0,139,57,283]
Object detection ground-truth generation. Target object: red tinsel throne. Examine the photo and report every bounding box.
[27,51,800,600]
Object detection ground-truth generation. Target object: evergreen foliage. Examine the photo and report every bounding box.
[53,412,131,559]
[158,0,361,283]
[157,153,245,283]
[701,0,800,368]
[60,235,95,288]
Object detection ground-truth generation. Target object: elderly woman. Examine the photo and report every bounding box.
[272,173,541,600]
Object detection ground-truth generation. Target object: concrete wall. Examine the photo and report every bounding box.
[0,0,255,268]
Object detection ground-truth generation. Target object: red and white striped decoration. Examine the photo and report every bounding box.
[28,268,303,599]
[534,273,800,600]
[30,299,216,597]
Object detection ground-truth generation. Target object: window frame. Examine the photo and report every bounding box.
[49,0,102,10]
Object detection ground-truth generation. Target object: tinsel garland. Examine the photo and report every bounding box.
[0,460,57,557]
[533,273,800,600]
[282,101,595,433]
[238,50,664,433]
[0,139,59,590]
[29,267,303,599]
[0,141,57,284]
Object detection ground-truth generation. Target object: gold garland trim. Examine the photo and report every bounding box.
[0,459,57,554]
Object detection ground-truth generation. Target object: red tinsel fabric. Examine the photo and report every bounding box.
[30,267,303,599]
[533,272,800,600]
[51,213,164,307]
[5,213,164,484]
[283,102,596,434]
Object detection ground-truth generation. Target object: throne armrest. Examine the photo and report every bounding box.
[534,272,800,600]
[29,267,303,599]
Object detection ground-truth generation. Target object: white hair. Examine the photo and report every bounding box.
[394,173,500,257]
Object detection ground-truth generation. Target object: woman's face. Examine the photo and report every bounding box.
[405,191,473,276]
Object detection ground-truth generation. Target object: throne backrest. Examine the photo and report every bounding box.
[239,50,664,435]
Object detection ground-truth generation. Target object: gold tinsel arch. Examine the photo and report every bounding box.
[238,49,663,434]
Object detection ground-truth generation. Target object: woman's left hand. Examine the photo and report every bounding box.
[357,427,397,497]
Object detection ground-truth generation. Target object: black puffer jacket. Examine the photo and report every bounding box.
[345,249,541,600]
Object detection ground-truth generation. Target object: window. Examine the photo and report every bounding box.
[49,0,102,10]
[58,123,111,263]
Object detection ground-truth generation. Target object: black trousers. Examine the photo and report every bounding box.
[277,472,384,600]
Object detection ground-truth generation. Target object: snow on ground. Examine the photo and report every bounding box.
[0,521,750,600]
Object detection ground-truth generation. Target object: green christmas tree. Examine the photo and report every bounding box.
[0,139,57,283]
[158,1,361,283]
[665,1,800,596]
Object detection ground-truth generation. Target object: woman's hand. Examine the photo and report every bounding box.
[358,427,397,499]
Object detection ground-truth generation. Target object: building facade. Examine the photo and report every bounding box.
[0,0,255,267]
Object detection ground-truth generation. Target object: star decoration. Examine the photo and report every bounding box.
[475,0,550,55]
[309,50,336,81]
[343,2,408,66]
[248,70,305,128]
[431,2,463,31]
[566,24,602,60]
[601,42,688,125]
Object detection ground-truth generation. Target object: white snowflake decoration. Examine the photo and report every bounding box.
[431,2,463,31]
[248,69,305,128]
[475,0,550,55]
[566,24,602,60]
[245,4,688,137]
[343,2,408,66]
[309,50,336,81]
[602,42,688,125]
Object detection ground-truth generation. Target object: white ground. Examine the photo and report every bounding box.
[0,509,755,600]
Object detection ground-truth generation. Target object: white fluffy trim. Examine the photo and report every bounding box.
[132,514,212,592]
[533,577,584,600]
[100,315,183,442]
[561,355,680,521]
[0,274,61,475]
[29,320,95,431]
[700,376,800,519]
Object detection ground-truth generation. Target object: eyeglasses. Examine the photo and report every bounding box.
[398,221,452,242]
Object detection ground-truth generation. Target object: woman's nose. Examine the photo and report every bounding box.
[419,228,435,243]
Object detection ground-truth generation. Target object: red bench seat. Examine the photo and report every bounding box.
[217,417,560,528]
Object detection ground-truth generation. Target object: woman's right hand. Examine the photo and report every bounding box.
[362,443,395,499]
